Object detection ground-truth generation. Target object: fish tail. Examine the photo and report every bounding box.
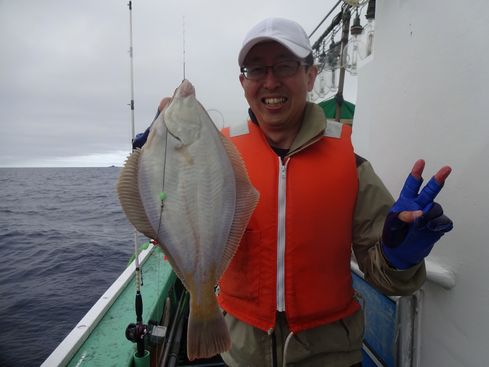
[186,294,231,360]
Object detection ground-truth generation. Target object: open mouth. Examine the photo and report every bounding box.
[262,97,287,106]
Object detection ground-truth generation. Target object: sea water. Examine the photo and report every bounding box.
[0,167,136,367]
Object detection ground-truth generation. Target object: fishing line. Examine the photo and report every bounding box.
[182,15,186,81]
[156,124,170,241]
[155,11,185,232]
[155,9,186,237]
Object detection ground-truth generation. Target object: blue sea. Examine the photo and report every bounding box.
[0,167,136,367]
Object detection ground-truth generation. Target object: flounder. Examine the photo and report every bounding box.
[117,80,259,360]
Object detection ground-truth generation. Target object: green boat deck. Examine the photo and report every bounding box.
[67,245,176,367]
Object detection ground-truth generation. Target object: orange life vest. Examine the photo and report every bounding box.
[218,120,360,333]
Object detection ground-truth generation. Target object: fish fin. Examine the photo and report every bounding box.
[217,135,260,276]
[117,149,158,239]
[186,292,231,360]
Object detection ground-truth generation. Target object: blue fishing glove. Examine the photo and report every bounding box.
[132,128,150,149]
[132,108,162,149]
[381,174,454,269]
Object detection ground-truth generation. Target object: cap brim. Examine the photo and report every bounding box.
[238,36,312,66]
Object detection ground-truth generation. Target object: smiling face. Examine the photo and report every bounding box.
[239,41,317,133]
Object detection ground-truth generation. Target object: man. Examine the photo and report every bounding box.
[215,18,452,367]
[142,17,453,367]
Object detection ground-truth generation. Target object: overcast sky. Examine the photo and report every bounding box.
[0,0,357,167]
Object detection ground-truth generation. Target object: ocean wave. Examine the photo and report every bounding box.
[0,167,134,367]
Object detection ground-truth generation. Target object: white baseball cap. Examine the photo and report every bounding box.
[238,17,313,66]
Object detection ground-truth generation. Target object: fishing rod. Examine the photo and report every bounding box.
[125,4,169,365]
[125,1,148,362]
[129,2,136,144]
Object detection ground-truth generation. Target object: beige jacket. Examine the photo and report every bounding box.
[286,102,426,294]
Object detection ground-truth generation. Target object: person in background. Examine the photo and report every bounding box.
[139,17,453,367]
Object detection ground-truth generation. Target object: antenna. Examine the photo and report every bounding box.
[182,16,186,80]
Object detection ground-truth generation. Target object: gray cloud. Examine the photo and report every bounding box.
[0,0,351,167]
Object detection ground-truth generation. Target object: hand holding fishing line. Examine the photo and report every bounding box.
[381,159,454,269]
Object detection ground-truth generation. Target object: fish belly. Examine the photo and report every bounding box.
[138,109,236,287]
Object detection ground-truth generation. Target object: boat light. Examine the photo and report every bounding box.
[342,11,366,76]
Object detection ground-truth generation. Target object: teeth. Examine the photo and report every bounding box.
[264,97,286,105]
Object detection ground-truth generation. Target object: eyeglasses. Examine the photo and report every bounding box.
[240,60,309,80]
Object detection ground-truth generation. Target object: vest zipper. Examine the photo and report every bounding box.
[277,157,289,312]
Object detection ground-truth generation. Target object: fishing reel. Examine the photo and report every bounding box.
[126,320,167,347]
[126,322,148,344]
